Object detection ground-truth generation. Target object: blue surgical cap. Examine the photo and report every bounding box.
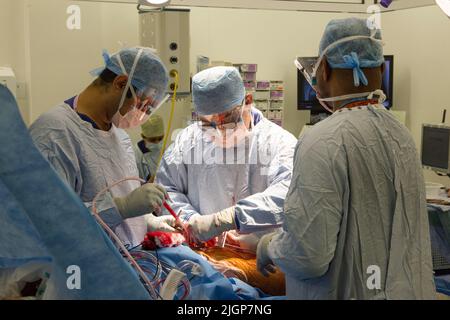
[192,67,246,115]
[319,18,384,86]
[92,47,169,103]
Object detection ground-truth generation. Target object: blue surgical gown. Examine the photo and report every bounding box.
[29,103,146,247]
[269,105,436,299]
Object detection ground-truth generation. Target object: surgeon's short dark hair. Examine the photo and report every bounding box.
[98,68,118,84]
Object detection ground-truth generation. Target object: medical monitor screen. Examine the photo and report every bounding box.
[422,126,450,170]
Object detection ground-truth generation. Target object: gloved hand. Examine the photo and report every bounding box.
[256,233,277,277]
[145,215,181,233]
[227,230,260,253]
[187,207,236,242]
[113,183,167,219]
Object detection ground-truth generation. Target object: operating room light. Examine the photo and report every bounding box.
[141,0,171,7]
[436,0,450,17]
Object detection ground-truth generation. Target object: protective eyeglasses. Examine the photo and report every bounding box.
[197,105,244,131]
[129,86,170,120]
[116,48,169,121]
[294,57,318,87]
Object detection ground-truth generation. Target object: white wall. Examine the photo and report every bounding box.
[0,0,30,122]
[0,1,14,67]
[26,0,105,121]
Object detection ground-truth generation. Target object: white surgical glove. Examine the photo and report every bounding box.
[256,233,277,277]
[187,207,236,242]
[145,215,179,233]
[227,230,260,253]
[113,183,167,219]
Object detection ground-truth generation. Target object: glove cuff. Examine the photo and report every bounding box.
[113,197,128,219]
[215,206,237,233]
[144,213,156,225]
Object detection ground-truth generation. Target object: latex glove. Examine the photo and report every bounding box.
[256,233,277,277]
[146,215,180,233]
[187,207,236,242]
[113,183,167,219]
[227,230,260,253]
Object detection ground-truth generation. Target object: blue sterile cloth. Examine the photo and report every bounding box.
[435,275,450,296]
[0,179,52,269]
[427,205,450,261]
[427,205,450,296]
[0,85,149,299]
[153,245,284,300]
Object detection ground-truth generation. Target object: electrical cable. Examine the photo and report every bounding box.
[92,177,195,300]
[155,70,179,174]
[92,176,159,299]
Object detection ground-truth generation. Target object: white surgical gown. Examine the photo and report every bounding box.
[157,109,297,235]
[29,103,146,247]
[269,104,436,299]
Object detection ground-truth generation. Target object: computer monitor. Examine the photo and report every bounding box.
[297,55,394,114]
[421,124,450,174]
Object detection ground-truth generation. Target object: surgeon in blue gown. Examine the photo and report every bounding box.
[29,47,180,248]
[0,85,150,299]
[157,66,297,250]
[257,18,436,300]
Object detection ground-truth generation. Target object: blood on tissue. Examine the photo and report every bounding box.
[142,231,218,250]
[142,231,185,250]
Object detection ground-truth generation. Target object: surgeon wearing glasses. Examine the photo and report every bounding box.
[156,66,297,252]
[30,47,180,247]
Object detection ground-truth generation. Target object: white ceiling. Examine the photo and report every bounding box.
[77,0,436,13]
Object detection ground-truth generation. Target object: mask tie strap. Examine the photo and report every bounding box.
[342,52,368,87]
[116,49,144,115]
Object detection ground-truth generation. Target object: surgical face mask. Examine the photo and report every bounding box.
[111,49,170,129]
[294,31,385,113]
[113,94,170,129]
[112,105,146,129]
[145,140,163,153]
